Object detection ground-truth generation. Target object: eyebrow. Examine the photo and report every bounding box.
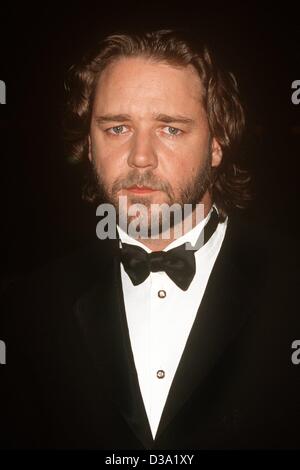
[95,114,131,124]
[94,113,195,125]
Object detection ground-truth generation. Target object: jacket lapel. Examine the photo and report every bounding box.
[73,237,153,448]
[155,215,267,440]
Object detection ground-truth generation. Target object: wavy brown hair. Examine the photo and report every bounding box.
[64,29,251,220]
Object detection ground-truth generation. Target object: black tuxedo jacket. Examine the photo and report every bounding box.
[0,213,299,449]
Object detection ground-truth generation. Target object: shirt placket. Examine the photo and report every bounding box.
[148,270,170,436]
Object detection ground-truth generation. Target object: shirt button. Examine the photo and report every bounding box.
[158,290,166,298]
[156,370,165,379]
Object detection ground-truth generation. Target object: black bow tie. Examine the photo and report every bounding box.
[119,207,219,291]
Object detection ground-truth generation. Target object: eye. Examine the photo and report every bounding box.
[107,125,128,135]
[163,126,182,136]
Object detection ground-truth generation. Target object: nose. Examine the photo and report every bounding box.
[127,130,158,170]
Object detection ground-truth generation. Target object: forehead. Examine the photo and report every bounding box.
[92,57,205,116]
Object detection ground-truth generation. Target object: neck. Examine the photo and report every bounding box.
[136,196,213,252]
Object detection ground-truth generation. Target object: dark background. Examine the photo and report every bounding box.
[0,2,299,285]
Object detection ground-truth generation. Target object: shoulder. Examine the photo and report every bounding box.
[0,237,118,326]
[221,210,299,311]
[224,208,299,321]
[225,208,298,266]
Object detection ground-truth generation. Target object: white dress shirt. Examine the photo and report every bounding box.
[117,206,228,438]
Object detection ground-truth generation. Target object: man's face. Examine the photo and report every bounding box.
[88,57,222,232]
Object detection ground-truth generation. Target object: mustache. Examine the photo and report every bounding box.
[111,170,174,198]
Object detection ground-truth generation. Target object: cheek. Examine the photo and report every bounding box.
[182,139,210,176]
[91,136,126,178]
[162,148,200,182]
[161,161,189,194]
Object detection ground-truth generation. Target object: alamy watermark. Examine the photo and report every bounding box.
[291,80,300,105]
[96,196,206,250]
[0,80,6,104]
[0,339,6,365]
[291,340,300,365]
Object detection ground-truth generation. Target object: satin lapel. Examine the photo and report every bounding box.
[155,216,267,439]
[73,238,153,448]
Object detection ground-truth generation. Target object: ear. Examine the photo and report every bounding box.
[88,135,92,163]
[211,137,223,168]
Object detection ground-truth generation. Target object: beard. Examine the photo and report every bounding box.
[88,151,213,237]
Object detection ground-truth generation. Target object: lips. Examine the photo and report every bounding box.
[126,185,158,194]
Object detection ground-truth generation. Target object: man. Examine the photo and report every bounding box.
[0,29,299,450]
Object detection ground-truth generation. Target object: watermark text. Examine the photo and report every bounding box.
[0,339,6,365]
[0,80,6,104]
[291,80,300,105]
